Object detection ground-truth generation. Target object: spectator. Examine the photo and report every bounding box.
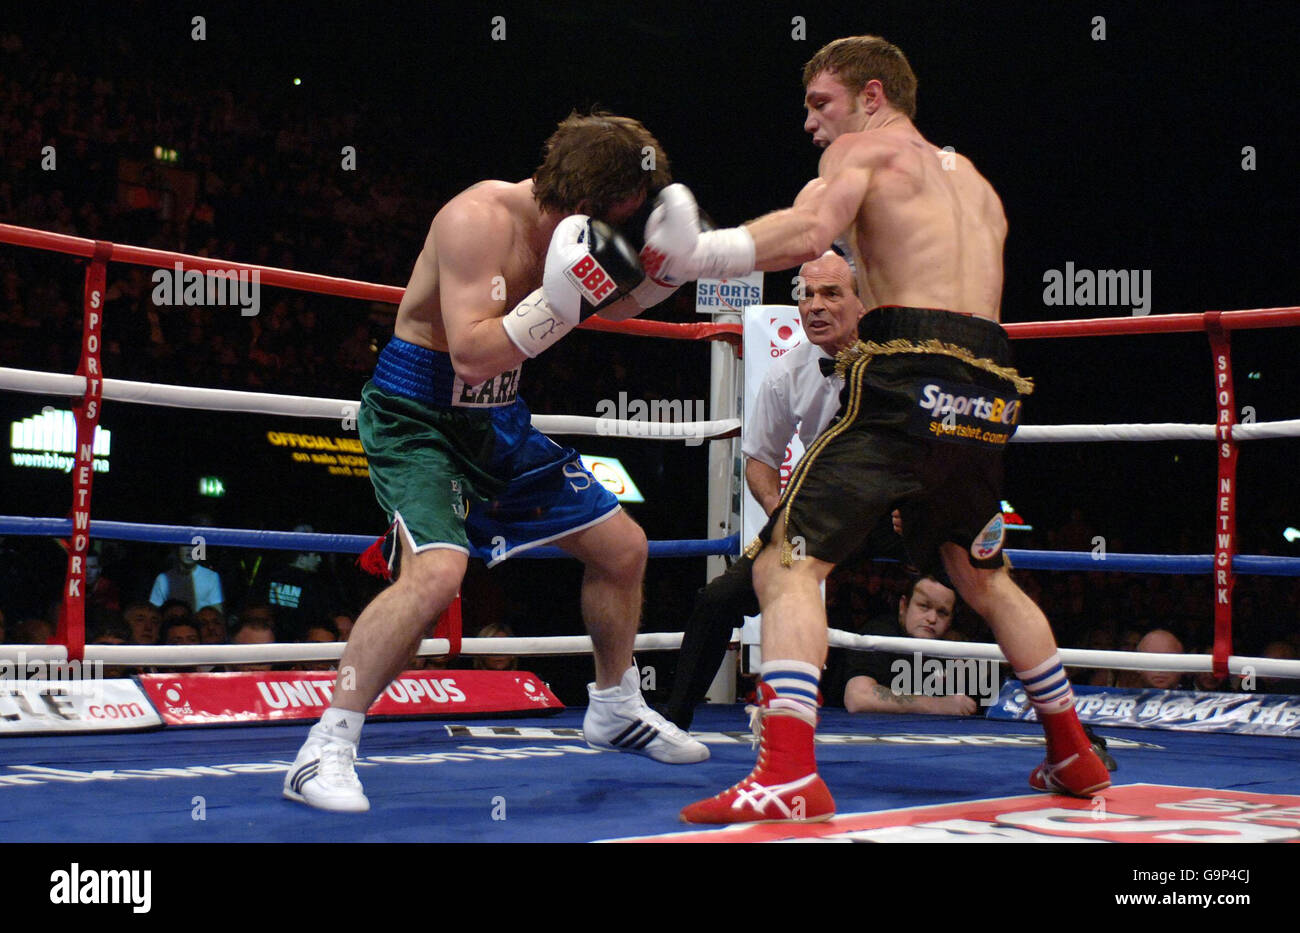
[257,527,333,641]
[87,617,133,678]
[196,605,228,645]
[149,545,224,615]
[123,601,161,645]
[331,611,355,642]
[85,552,121,613]
[14,617,54,645]
[159,598,194,625]
[1116,629,1186,690]
[229,614,276,672]
[161,617,200,646]
[473,622,518,671]
[1191,644,1234,693]
[840,575,978,715]
[297,618,341,672]
[1256,641,1300,695]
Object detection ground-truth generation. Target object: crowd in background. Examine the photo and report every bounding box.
[1,25,1297,701]
[0,25,702,410]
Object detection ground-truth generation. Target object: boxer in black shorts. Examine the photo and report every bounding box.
[756,306,1031,575]
[643,34,1110,823]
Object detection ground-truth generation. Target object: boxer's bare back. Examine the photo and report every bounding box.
[755,122,1008,323]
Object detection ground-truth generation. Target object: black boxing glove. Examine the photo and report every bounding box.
[502,215,646,357]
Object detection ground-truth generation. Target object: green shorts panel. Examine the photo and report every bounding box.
[359,382,501,552]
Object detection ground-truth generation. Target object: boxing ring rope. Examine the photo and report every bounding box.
[7,631,1300,682]
[7,364,1300,443]
[0,367,742,438]
[2,220,1299,684]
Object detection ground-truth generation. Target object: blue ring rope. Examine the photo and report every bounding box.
[2,516,1298,574]
[0,516,738,561]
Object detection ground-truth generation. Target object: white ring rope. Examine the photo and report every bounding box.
[3,367,1296,442]
[826,631,1300,679]
[4,632,1299,679]
[0,367,740,440]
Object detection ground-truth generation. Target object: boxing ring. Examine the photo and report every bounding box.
[2,221,1300,844]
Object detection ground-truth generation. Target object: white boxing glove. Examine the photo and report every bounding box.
[639,184,756,286]
[502,214,644,357]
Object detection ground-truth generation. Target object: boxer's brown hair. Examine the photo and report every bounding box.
[802,36,918,119]
[533,111,671,218]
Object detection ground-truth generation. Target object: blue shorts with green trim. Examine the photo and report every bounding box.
[360,338,620,567]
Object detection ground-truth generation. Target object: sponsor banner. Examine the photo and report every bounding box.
[989,682,1300,737]
[696,271,764,315]
[138,670,562,726]
[607,784,1300,843]
[909,378,1021,447]
[0,679,161,734]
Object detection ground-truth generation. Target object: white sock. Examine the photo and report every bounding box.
[313,708,365,744]
[590,665,637,698]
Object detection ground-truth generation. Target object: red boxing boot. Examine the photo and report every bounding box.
[1029,707,1111,797]
[680,686,835,824]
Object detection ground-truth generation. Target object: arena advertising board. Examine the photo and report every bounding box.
[989,682,1300,737]
[0,677,160,734]
[138,670,562,725]
[695,271,764,315]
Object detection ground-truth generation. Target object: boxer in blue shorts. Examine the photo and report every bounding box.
[285,112,708,813]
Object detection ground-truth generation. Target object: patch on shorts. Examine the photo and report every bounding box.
[971,512,1005,561]
[909,378,1021,446]
[452,365,521,408]
[450,479,468,520]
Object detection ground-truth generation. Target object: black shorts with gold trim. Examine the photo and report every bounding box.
[749,306,1033,574]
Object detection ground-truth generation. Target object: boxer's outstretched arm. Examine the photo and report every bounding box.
[744,164,869,271]
[437,201,528,386]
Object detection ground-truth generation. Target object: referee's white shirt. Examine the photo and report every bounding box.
[741,340,844,469]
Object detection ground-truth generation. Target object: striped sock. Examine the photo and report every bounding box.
[759,660,821,722]
[1017,654,1075,715]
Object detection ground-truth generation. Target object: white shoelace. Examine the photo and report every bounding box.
[319,742,360,786]
[638,705,694,744]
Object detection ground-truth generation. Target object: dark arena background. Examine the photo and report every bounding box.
[1,0,1298,905]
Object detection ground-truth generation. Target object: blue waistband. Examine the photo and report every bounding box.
[373,337,522,408]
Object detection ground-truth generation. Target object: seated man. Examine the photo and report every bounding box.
[841,574,976,715]
[229,614,276,673]
[1116,628,1186,690]
[123,601,161,646]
